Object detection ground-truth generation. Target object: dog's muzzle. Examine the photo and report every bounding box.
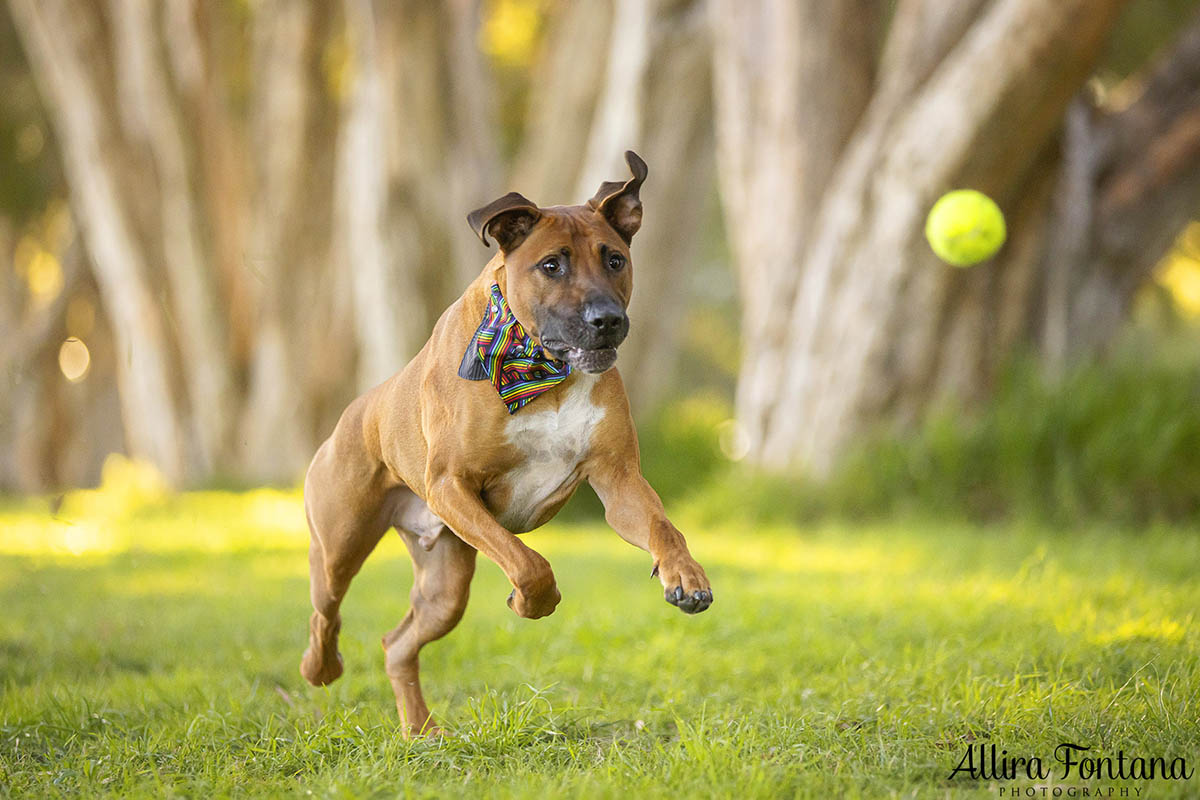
[541,298,629,374]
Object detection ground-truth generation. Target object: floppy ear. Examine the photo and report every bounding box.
[587,150,647,243]
[466,192,541,252]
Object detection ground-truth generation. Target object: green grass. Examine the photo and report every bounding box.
[2,485,1199,798]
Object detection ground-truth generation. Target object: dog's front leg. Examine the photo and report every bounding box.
[425,473,561,619]
[589,462,713,614]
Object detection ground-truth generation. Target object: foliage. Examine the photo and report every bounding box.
[655,330,1200,529]
[833,346,1200,527]
[2,492,1199,797]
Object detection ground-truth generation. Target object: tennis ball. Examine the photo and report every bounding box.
[924,189,1006,267]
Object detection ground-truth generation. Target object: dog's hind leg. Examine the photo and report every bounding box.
[383,516,477,736]
[300,438,391,687]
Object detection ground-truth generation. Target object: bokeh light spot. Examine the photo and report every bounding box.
[58,336,91,382]
[482,0,542,67]
[717,419,750,461]
[1156,221,1200,318]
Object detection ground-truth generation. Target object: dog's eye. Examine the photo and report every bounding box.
[607,253,626,271]
[540,258,562,276]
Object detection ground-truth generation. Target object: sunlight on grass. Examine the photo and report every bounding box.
[527,520,918,578]
[1090,613,1189,645]
[2,490,1199,796]
[0,517,113,557]
[4,470,913,586]
[0,456,306,558]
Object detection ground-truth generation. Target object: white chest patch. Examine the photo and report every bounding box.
[495,373,605,532]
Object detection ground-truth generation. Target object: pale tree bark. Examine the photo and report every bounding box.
[4,258,123,492]
[241,0,334,481]
[338,0,501,391]
[711,0,878,462]
[440,0,504,292]
[573,0,654,201]
[236,1,353,480]
[716,0,1140,475]
[338,0,421,390]
[109,0,237,473]
[0,219,17,487]
[616,0,715,411]
[9,0,189,482]
[8,0,519,487]
[378,0,501,301]
[188,0,255,367]
[510,0,613,204]
[8,0,506,486]
[518,0,715,410]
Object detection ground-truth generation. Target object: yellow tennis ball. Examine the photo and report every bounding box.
[924,189,1006,267]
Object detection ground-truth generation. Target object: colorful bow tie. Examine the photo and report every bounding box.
[458,284,572,413]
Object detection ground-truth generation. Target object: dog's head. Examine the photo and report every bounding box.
[467,151,647,375]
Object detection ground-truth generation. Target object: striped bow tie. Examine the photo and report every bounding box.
[458,284,572,413]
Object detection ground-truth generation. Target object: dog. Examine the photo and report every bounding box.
[300,151,713,735]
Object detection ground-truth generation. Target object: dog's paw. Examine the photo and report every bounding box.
[653,557,713,614]
[665,584,713,614]
[508,556,560,619]
[507,582,561,619]
[300,646,344,686]
[301,611,344,685]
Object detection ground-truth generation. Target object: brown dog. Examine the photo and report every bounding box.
[300,151,712,735]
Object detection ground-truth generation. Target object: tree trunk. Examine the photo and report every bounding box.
[716,0,1139,475]
[108,0,237,473]
[519,0,716,410]
[7,0,519,487]
[618,0,716,411]
[573,0,654,201]
[1,238,81,490]
[337,0,422,389]
[510,0,613,204]
[337,0,501,392]
[711,0,878,461]
[1041,8,1200,370]
[9,0,189,482]
[240,0,338,482]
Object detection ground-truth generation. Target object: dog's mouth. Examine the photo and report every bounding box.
[540,341,619,374]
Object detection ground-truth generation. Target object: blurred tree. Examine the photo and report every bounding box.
[1,0,716,487]
[11,0,1193,491]
[345,0,501,389]
[513,0,715,410]
[239,0,344,480]
[712,0,1200,475]
[6,0,502,485]
[9,0,197,482]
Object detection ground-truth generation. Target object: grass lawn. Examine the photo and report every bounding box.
[1,483,1199,798]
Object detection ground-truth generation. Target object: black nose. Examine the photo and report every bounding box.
[583,299,627,334]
